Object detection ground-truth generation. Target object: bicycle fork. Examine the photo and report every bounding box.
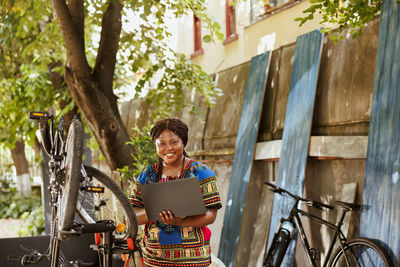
[263,218,294,267]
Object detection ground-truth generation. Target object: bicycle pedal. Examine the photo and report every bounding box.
[310,248,320,261]
[82,186,104,193]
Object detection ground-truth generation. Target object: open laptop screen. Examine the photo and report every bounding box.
[140,177,207,222]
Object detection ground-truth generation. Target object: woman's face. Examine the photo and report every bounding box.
[155,129,184,166]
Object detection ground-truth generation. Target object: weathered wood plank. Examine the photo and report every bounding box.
[218,51,271,267]
[360,0,400,265]
[255,140,282,160]
[267,29,324,266]
[255,136,368,160]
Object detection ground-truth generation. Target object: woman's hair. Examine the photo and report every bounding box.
[150,118,189,147]
[150,118,190,180]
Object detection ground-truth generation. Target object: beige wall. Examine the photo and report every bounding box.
[173,0,325,74]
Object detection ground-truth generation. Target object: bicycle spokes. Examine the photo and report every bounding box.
[77,181,131,239]
[334,243,388,267]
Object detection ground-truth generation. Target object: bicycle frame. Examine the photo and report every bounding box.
[25,111,141,267]
[273,198,351,267]
[264,181,392,267]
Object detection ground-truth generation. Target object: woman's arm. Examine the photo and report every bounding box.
[159,209,217,227]
[134,207,149,225]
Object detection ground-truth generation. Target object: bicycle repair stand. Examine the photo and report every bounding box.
[63,220,143,267]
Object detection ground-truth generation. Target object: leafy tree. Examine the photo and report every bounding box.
[1,0,222,172]
[49,0,222,170]
[295,0,382,39]
[0,1,68,194]
[0,1,69,147]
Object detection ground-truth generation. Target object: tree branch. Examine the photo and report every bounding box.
[50,0,90,78]
[67,0,85,41]
[93,0,122,103]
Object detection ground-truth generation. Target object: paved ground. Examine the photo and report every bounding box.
[0,219,26,238]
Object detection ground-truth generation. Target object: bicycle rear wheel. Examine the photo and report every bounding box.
[58,119,84,237]
[328,238,392,267]
[263,228,291,267]
[76,165,138,241]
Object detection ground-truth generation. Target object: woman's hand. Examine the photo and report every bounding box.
[159,209,217,227]
[159,210,184,226]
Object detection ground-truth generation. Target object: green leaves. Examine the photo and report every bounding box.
[1,0,224,159]
[0,179,42,220]
[133,50,220,119]
[295,0,382,40]
[0,0,66,148]
[0,66,56,147]
[18,206,45,237]
[0,179,44,236]
[117,0,223,118]
[119,123,158,180]
[190,2,225,43]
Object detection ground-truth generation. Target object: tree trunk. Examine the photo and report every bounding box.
[10,140,31,196]
[51,0,135,171]
[65,71,135,170]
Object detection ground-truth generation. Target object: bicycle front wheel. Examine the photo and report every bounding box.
[328,238,392,267]
[58,119,84,236]
[77,165,138,241]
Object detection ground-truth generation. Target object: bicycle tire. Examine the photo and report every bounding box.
[263,228,291,267]
[328,238,393,267]
[76,165,138,241]
[58,119,84,236]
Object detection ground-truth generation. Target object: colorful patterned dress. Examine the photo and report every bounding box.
[129,160,222,267]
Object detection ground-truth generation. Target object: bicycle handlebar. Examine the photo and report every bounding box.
[264,181,334,210]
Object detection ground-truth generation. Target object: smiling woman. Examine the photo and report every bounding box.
[129,118,222,267]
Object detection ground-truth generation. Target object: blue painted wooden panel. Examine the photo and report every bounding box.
[218,51,271,267]
[360,0,400,265]
[267,29,323,266]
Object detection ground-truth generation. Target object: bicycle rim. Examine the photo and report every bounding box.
[59,119,84,234]
[76,165,138,241]
[329,238,392,267]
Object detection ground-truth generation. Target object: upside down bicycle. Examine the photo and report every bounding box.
[263,181,393,267]
[19,111,141,267]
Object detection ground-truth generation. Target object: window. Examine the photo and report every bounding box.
[191,15,203,58]
[223,0,238,45]
[251,0,298,22]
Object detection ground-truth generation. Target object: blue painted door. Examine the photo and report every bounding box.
[267,29,324,266]
[218,51,271,267]
[360,0,400,265]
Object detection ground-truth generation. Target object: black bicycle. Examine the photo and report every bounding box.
[19,112,140,267]
[263,181,393,267]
